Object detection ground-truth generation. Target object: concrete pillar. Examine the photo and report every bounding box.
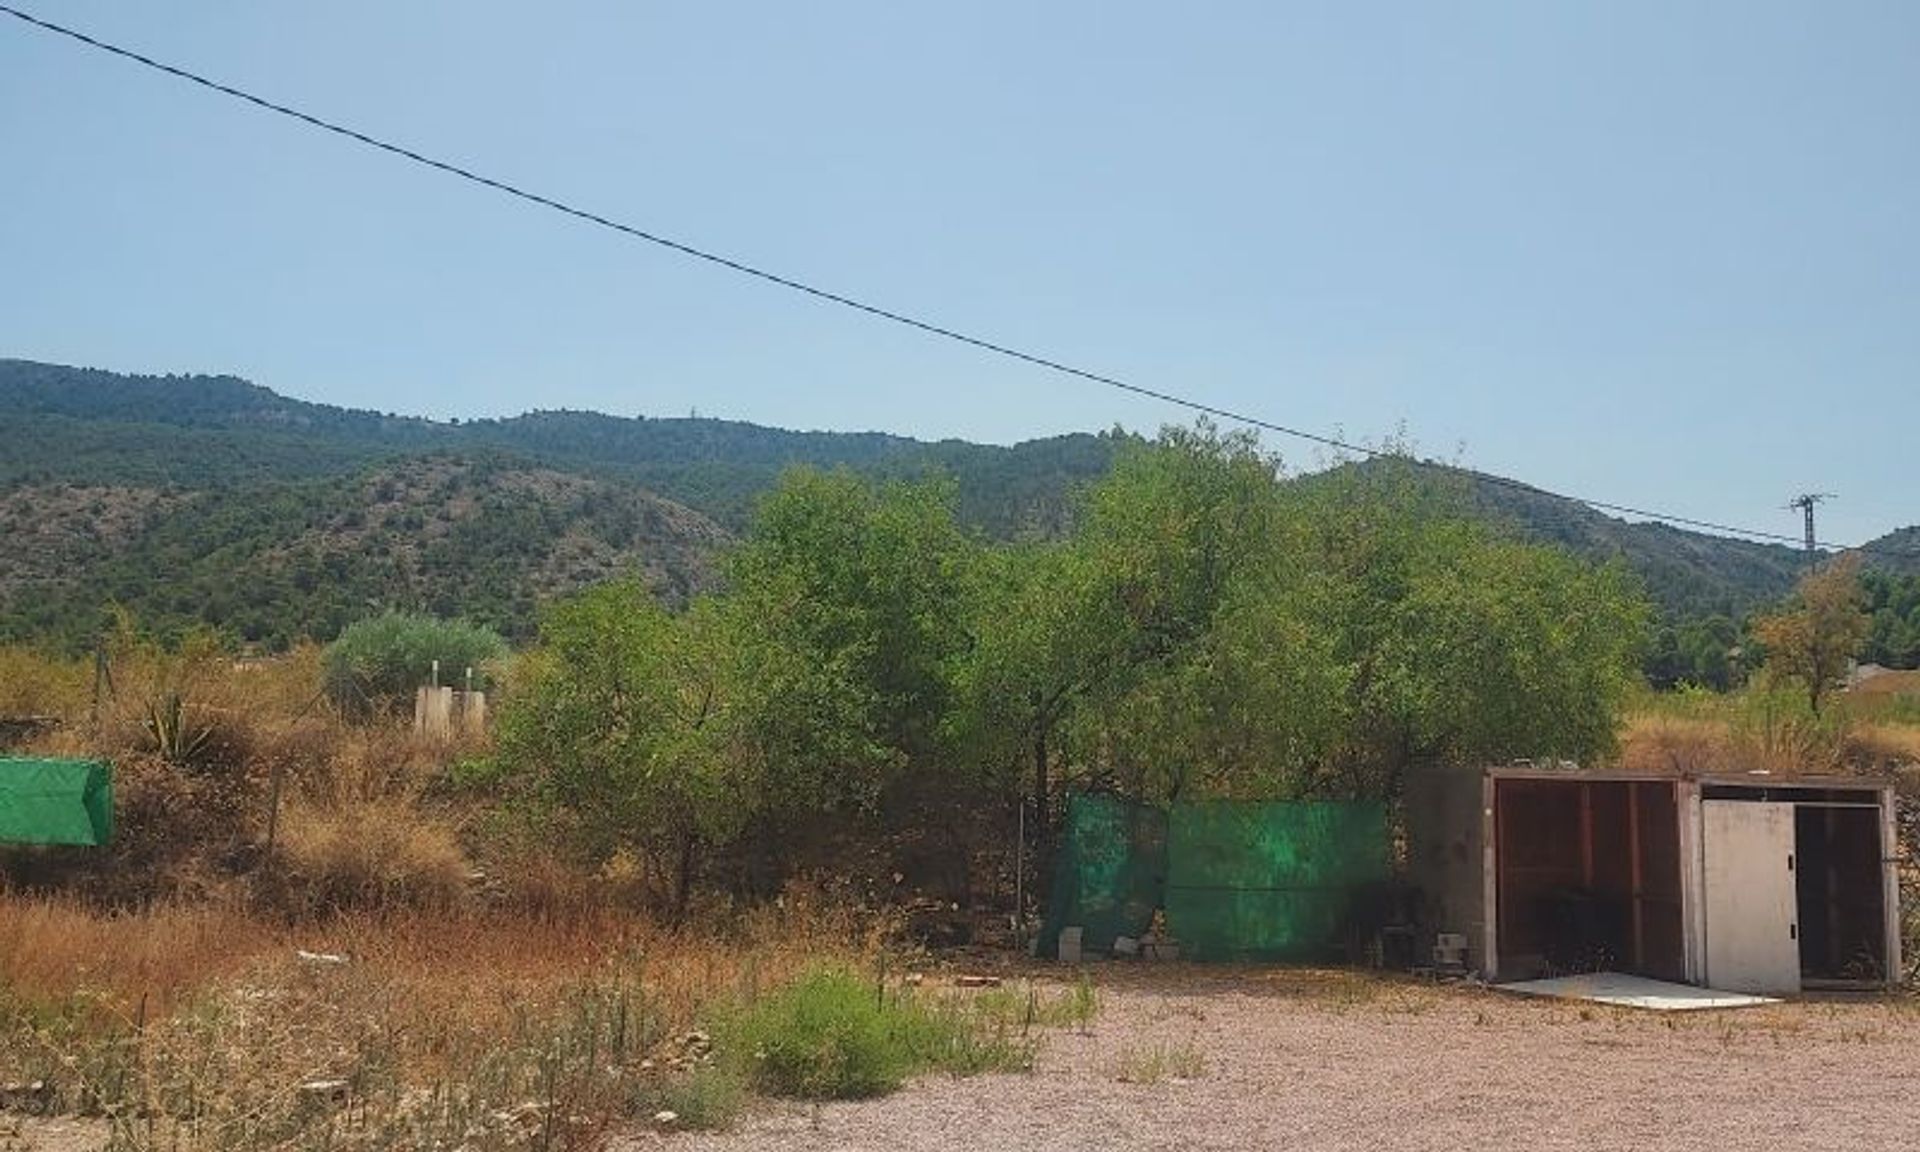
[414,686,453,739]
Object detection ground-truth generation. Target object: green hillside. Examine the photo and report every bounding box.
[0,359,1122,536]
[2,357,1914,658]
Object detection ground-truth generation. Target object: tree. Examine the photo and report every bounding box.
[505,425,1657,912]
[321,610,506,715]
[949,540,1121,842]
[1751,554,1871,714]
[724,468,977,786]
[953,424,1298,824]
[1861,569,1920,670]
[1280,457,1647,798]
[718,468,987,890]
[1675,615,1740,690]
[495,583,744,918]
[957,432,1651,813]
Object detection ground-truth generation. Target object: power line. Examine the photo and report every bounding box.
[3,3,1913,560]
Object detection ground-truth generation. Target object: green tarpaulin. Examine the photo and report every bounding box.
[1044,792,1386,962]
[0,758,114,846]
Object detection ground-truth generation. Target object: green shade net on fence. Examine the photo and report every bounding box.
[1040,793,1167,958]
[1044,793,1386,962]
[1165,800,1387,961]
[0,758,114,846]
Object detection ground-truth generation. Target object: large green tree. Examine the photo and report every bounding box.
[724,468,977,793]
[495,583,744,917]
[961,433,1651,814]
[952,424,1308,828]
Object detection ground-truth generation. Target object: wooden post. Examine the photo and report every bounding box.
[1678,780,1705,984]
[265,756,285,858]
[1882,788,1903,987]
[1482,771,1499,979]
[1580,782,1595,889]
[1628,782,1644,970]
[90,643,106,732]
[1015,798,1026,944]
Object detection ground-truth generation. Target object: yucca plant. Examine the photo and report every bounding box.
[144,690,213,765]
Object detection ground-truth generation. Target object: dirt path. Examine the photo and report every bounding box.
[622,967,1920,1152]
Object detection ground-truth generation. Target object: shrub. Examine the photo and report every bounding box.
[721,965,1037,1100]
[727,966,906,1099]
[321,612,505,715]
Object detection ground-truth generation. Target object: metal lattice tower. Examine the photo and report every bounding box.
[1785,493,1833,572]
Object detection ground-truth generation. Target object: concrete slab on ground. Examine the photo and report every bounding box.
[1499,972,1777,1011]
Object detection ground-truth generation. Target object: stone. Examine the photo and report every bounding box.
[0,1080,51,1112]
[298,1079,350,1103]
[295,950,348,966]
[1058,926,1084,965]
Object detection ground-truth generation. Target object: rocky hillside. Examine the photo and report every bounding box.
[0,456,727,648]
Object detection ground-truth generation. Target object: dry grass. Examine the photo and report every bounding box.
[0,646,89,718]
[0,890,897,1150]
[0,896,268,1022]
[1852,669,1920,697]
[1616,712,1747,775]
[1113,1039,1206,1084]
[274,797,470,915]
[1849,721,1920,767]
[265,721,478,916]
[4,639,492,912]
[1618,684,1920,779]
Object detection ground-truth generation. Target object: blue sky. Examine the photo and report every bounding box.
[2,2,1914,544]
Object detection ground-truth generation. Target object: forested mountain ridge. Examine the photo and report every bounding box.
[2,357,1914,655]
[0,359,1122,535]
[1445,467,1815,618]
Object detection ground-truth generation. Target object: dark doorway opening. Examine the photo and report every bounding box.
[1494,778,1685,981]
[1794,805,1888,984]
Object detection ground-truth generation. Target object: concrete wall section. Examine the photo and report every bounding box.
[1403,764,1489,971]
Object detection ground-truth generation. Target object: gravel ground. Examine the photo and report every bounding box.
[622,966,1920,1152]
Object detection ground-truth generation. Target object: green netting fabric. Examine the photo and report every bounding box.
[0,758,114,846]
[1166,800,1387,961]
[1043,792,1386,961]
[1040,793,1167,958]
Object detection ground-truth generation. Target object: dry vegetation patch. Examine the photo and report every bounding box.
[0,896,905,1150]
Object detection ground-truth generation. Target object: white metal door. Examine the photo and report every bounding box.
[1702,800,1800,994]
